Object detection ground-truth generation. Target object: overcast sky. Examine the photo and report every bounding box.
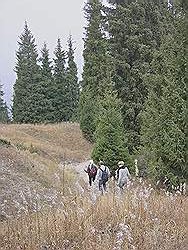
[0,0,87,106]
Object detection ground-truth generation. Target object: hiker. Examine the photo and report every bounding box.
[115,161,131,190]
[84,160,97,186]
[96,160,110,193]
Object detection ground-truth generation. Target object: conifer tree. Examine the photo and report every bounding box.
[53,38,67,122]
[79,0,112,140]
[39,42,54,122]
[92,89,130,172]
[141,4,187,185]
[107,0,170,153]
[79,86,97,141]
[66,35,79,121]
[12,22,42,123]
[0,83,9,123]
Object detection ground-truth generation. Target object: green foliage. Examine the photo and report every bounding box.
[79,0,114,139]
[66,36,79,121]
[39,42,55,123]
[141,8,187,185]
[79,87,98,142]
[53,38,67,122]
[12,22,42,123]
[107,0,170,153]
[0,83,9,123]
[92,91,131,172]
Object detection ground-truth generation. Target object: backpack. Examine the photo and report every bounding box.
[100,167,108,183]
[88,164,97,177]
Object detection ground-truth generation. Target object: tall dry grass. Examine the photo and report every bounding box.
[0,123,187,249]
[0,181,187,250]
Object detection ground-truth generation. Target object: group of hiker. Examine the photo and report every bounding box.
[84,160,131,193]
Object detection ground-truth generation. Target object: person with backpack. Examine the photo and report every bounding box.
[115,161,131,190]
[96,160,110,193]
[84,160,98,186]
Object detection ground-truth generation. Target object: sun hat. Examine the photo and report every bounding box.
[118,161,124,166]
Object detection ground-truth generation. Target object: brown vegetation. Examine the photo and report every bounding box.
[0,123,91,217]
[0,123,92,164]
[0,123,187,249]
[0,182,187,250]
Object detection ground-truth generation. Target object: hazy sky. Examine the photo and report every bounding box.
[0,0,87,106]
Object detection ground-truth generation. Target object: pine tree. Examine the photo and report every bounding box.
[141,3,187,185]
[0,83,9,123]
[79,0,113,140]
[12,22,42,123]
[53,38,67,122]
[107,0,170,153]
[39,42,55,122]
[66,35,79,121]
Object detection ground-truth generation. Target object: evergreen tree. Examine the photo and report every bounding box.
[79,0,113,140]
[107,0,170,153]
[53,38,67,122]
[12,22,42,123]
[92,89,130,172]
[39,42,55,122]
[0,83,9,123]
[141,4,187,185]
[79,86,97,141]
[40,42,53,79]
[66,35,79,121]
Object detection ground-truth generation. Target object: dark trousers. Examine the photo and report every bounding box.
[99,180,107,192]
[89,175,96,186]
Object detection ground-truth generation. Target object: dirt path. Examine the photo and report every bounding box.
[64,160,90,183]
[62,160,101,201]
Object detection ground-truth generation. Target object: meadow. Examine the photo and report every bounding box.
[0,123,187,249]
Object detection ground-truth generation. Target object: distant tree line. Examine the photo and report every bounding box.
[79,0,187,186]
[0,83,9,123]
[12,22,79,123]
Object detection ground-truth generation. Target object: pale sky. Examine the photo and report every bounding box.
[0,0,87,106]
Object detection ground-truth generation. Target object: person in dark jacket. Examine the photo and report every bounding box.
[84,160,97,186]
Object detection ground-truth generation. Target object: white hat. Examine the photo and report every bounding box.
[90,159,94,164]
[118,161,124,166]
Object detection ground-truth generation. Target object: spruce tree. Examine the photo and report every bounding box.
[0,83,9,123]
[141,3,187,185]
[92,89,130,172]
[53,38,67,122]
[12,22,42,123]
[79,86,97,141]
[66,35,79,121]
[39,42,54,122]
[79,0,112,140]
[107,0,170,153]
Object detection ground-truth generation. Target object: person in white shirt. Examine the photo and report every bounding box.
[96,160,110,193]
[115,161,131,189]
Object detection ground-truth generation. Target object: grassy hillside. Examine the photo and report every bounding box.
[0,123,92,217]
[0,123,187,250]
[0,123,92,163]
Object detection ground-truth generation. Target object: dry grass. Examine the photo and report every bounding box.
[0,122,92,189]
[0,123,92,164]
[0,123,92,217]
[0,181,187,250]
[0,123,187,249]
